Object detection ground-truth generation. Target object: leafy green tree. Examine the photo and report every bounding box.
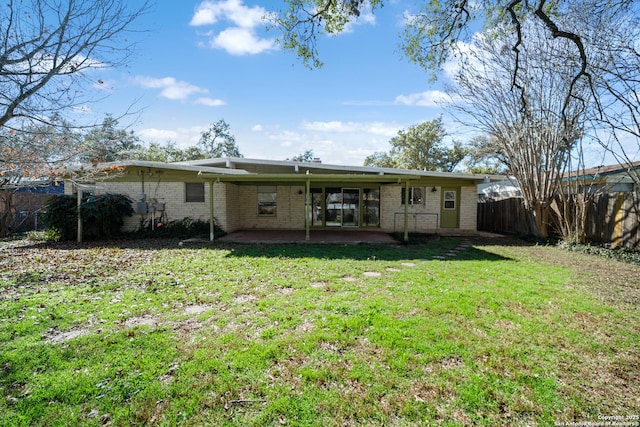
[198,119,242,158]
[364,118,466,172]
[287,149,315,162]
[81,115,141,163]
[463,136,509,175]
[130,141,206,163]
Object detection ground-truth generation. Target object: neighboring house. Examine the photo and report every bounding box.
[562,161,640,194]
[1,180,64,234]
[65,158,495,240]
[478,179,522,200]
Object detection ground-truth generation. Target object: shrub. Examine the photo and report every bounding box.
[129,217,225,240]
[558,240,640,265]
[42,194,134,241]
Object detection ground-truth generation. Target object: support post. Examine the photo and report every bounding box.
[404,181,409,242]
[209,180,215,241]
[305,179,311,241]
[77,188,83,243]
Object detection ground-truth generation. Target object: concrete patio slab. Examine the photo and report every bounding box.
[216,229,399,244]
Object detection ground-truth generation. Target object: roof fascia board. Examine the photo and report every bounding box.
[197,173,422,183]
[178,157,495,180]
[197,173,482,186]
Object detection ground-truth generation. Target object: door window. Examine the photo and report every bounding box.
[444,190,456,210]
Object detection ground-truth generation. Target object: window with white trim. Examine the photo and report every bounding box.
[185,182,205,203]
[400,187,424,205]
[443,190,456,210]
[257,185,277,216]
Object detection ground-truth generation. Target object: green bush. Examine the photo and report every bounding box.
[129,217,225,239]
[558,240,640,265]
[42,194,134,240]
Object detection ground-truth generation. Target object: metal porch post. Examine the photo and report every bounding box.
[209,180,215,241]
[305,178,311,241]
[404,181,409,242]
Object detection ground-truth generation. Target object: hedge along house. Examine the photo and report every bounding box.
[66,158,491,241]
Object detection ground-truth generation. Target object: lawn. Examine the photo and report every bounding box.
[1,236,639,426]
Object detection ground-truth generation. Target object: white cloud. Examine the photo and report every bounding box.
[300,120,398,137]
[251,124,263,132]
[341,4,376,34]
[132,76,207,100]
[191,0,276,55]
[190,0,269,28]
[394,90,451,107]
[211,27,276,55]
[194,97,226,107]
[138,128,180,141]
[268,130,305,142]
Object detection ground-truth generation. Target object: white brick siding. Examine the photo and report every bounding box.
[236,185,306,230]
[380,185,442,233]
[459,186,478,230]
[65,167,479,234]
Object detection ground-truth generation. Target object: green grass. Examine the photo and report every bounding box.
[1,237,639,426]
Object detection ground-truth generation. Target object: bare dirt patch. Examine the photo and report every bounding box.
[123,315,159,328]
[183,304,214,316]
[43,327,92,344]
[363,271,382,278]
[309,281,326,288]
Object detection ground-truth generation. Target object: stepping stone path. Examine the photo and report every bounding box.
[432,239,473,260]
[331,239,476,283]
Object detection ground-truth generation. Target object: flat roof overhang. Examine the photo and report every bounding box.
[197,172,480,186]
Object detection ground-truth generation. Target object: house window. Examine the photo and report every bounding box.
[444,190,456,210]
[363,188,380,226]
[257,185,277,216]
[185,182,205,203]
[401,187,424,205]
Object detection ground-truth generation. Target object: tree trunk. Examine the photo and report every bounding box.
[529,203,549,238]
[0,189,13,238]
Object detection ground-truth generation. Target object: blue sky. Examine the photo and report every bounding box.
[89,0,458,166]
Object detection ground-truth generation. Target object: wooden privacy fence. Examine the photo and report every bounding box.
[478,193,640,249]
[477,197,532,236]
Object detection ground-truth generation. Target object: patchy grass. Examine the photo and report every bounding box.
[1,237,639,426]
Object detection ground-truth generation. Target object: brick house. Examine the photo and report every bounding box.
[66,158,490,241]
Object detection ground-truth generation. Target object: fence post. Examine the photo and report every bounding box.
[613,193,624,247]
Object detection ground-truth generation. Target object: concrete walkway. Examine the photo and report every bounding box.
[216,229,399,244]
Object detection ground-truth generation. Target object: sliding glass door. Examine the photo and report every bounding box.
[309,187,378,227]
[325,188,360,227]
[341,188,359,227]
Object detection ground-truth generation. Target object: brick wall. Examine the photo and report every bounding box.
[64,169,480,234]
[237,185,306,229]
[222,182,239,232]
[380,184,477,232]
[380,185,442,232]
[65,177,215,233]
[459,186,478,230]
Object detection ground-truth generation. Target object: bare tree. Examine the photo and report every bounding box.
[0,0,149,181]
[446,21,589,238]
[275,1,640,176]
